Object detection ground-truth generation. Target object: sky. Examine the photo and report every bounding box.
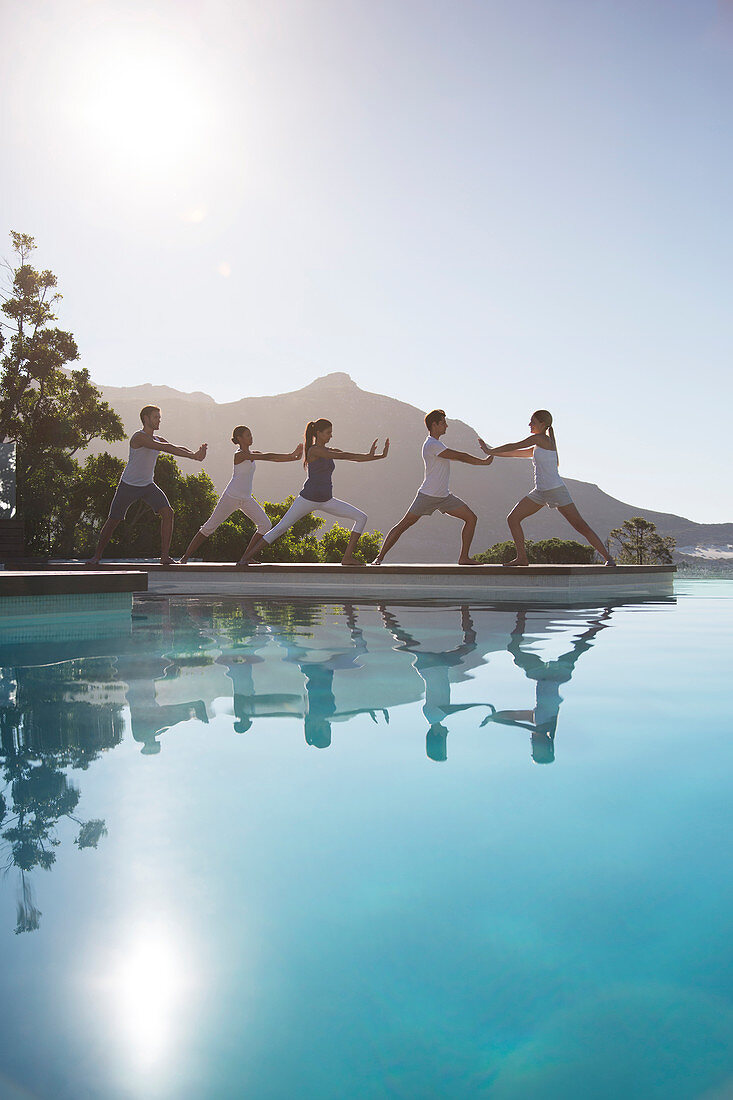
[2,0,732,523]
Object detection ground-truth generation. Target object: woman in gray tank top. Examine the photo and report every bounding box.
[238,418,389,566]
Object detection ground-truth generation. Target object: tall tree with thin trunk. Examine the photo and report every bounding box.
[0,232,124,553]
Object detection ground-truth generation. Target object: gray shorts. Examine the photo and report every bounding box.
[527,485,573,509]
[408,491,466,517]
[108,479,171,520]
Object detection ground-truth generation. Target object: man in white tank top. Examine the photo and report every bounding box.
[88,405,207,565]
[374,409,493,565]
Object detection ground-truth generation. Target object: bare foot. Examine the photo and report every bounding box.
[85,559,101,567]
[371,558,383,566]
[180,556,190,565]
[457,557,477,566]
[160,557,177,566]
[502,558,528,567]
[341,556,361,566]
[236,559,251,568]
[604,557,617,567]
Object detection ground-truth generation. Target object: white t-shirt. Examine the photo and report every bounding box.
[419,436,450,497]
[121,437,159,486]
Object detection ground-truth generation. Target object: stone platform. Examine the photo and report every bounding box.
[69,562,674,603]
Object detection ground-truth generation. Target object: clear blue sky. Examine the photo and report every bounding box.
[3,0,732,523]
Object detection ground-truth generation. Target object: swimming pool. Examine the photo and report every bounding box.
[0,581,731,1098]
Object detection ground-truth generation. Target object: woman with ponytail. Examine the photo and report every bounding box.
[478,411,615,567]
[238,418,389,566]
[181,426,302,563]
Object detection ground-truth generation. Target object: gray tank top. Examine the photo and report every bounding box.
[301,457,334,502]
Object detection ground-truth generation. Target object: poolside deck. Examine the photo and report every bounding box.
[58,561,674,602]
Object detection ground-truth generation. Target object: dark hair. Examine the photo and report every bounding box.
[304,419,332,465]
[232,425,249,445]
[425,409,446,431]
[140,405,160,424]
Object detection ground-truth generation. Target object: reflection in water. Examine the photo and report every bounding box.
[482,608,611,763]
[0,596,634,930]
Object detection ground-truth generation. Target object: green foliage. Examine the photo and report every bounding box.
[0,232,125,554]
[319,523,382,564]
[475,538,595,564]
[609,516,675,565]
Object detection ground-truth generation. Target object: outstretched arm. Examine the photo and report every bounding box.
[250,443,304,462]
[312,439,390,462]
[135,433,207,461]
[438,448,493,467]
[478,434,537,459]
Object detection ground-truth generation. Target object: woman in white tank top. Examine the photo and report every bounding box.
[479,410,615,567]
[181,426,302,563]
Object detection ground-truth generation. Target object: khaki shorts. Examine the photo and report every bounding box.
[527,485,573,509]
[408,491,466,516]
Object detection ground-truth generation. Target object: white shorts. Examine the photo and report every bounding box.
[527,485,573,509]
[262,494,367,544]
[200,493,271,536]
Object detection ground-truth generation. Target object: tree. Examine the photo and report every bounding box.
[319,523,382,564]
[0,231,125,554]
[609,517,675,565]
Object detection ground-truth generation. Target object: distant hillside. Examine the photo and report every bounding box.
[90,372,733,562]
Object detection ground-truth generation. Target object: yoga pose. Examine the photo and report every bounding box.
[237,418,389,566]
[373,409,493,566]
[88,405,207,565]
[180,426,302,563]
[479,410,614,567]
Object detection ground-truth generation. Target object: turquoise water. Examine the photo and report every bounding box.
[0,581,731,1099]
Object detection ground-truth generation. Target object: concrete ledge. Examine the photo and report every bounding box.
[46,562,675,603]
[0,570,148,598]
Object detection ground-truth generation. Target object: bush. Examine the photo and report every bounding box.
[475,538,595,564]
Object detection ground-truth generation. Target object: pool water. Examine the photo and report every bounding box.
[0,581,731,1099]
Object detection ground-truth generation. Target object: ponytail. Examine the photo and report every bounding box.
[532,409,558,463]
[303,418,332,465]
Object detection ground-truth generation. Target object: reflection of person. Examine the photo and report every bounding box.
[117,655,208,754]
[380,604,492,761]
[374,409,493,566]
[88,405,207,565]
[282,603,370,748]
[181,426,302,563]
[482,608,611,763]
[238,418,389,566]
[478,410,614,567]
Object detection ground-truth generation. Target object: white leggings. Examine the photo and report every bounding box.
[262,494,367,544]
[200,492,271,537]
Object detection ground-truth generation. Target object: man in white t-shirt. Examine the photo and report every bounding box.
[87,404,207,565]
[373,409,493,565]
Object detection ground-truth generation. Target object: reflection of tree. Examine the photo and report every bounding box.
[482,608,612,763]
[0,658,122,932]
[381,604,493,762]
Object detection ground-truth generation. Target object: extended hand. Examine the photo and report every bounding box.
[381,437,390,457]
[195,443,208,461]
[293,443,304,458]
[368,439,378,457]
[478,437,491,455]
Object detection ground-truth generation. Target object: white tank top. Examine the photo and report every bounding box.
[121,437,159,486]
[223,458,256,498]
[533,444,564,491]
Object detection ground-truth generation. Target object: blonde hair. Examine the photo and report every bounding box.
[304,419,332,465]
[532,409,557,457]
